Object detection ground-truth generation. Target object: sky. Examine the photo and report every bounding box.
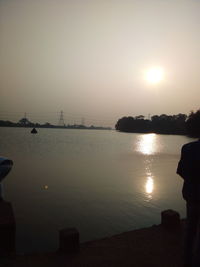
[1,0,200,127]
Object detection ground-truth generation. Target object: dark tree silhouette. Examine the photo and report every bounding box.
[115,116,150,133]
[186,110,200,138]
[116,113,188,135]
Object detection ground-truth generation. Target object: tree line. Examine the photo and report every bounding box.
[115,113,188,135]
[0,117,111,130]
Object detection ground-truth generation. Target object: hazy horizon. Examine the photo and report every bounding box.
[1,0,200,127]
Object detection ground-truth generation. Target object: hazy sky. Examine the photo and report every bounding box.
[1,0,200,126]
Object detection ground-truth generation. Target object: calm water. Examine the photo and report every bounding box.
[0,127,191,253]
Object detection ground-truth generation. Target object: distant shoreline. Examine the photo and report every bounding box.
[0,120,112,130]
[0,125,112,130]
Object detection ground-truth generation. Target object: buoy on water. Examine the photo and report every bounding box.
[31,128,37,134]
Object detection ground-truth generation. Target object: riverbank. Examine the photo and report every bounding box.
[2,218,185,267]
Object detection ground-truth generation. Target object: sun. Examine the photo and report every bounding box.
[145,67,164,84]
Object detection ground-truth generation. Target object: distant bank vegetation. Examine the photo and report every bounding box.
[115,111,200,135]
[0,117,111,130]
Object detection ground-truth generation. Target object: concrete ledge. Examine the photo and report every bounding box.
[13,219,185,267]
[59,227,80,253]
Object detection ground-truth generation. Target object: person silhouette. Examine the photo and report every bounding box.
[0,157,13,201]
[177,110,200,267]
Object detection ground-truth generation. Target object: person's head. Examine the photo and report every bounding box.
[186,109,200,138]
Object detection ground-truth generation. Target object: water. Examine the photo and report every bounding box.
[0,127,191,253]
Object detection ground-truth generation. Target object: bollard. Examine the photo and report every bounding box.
[59,227,80,253]
[0,201,16,257]
[161,209,180,230]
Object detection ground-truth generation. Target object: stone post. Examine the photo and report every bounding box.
[161,209,180,230]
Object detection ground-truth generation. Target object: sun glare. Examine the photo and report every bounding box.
[145,67,164,84]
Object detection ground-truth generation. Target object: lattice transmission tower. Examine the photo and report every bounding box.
[58,110,65,126]
[81,117,85,126]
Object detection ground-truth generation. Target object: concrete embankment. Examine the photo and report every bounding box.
[1,210,185,267]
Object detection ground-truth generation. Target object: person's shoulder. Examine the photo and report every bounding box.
[182,140,200,151]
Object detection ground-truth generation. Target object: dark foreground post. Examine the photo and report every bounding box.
[0,201,16,257]
[161,209,180,230]
[59,227,80,253]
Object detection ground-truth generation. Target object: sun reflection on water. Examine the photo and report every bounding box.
[145,174,154,200]
[134,134,157,200]
[137,133,157,155]
[146,176,154,194]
